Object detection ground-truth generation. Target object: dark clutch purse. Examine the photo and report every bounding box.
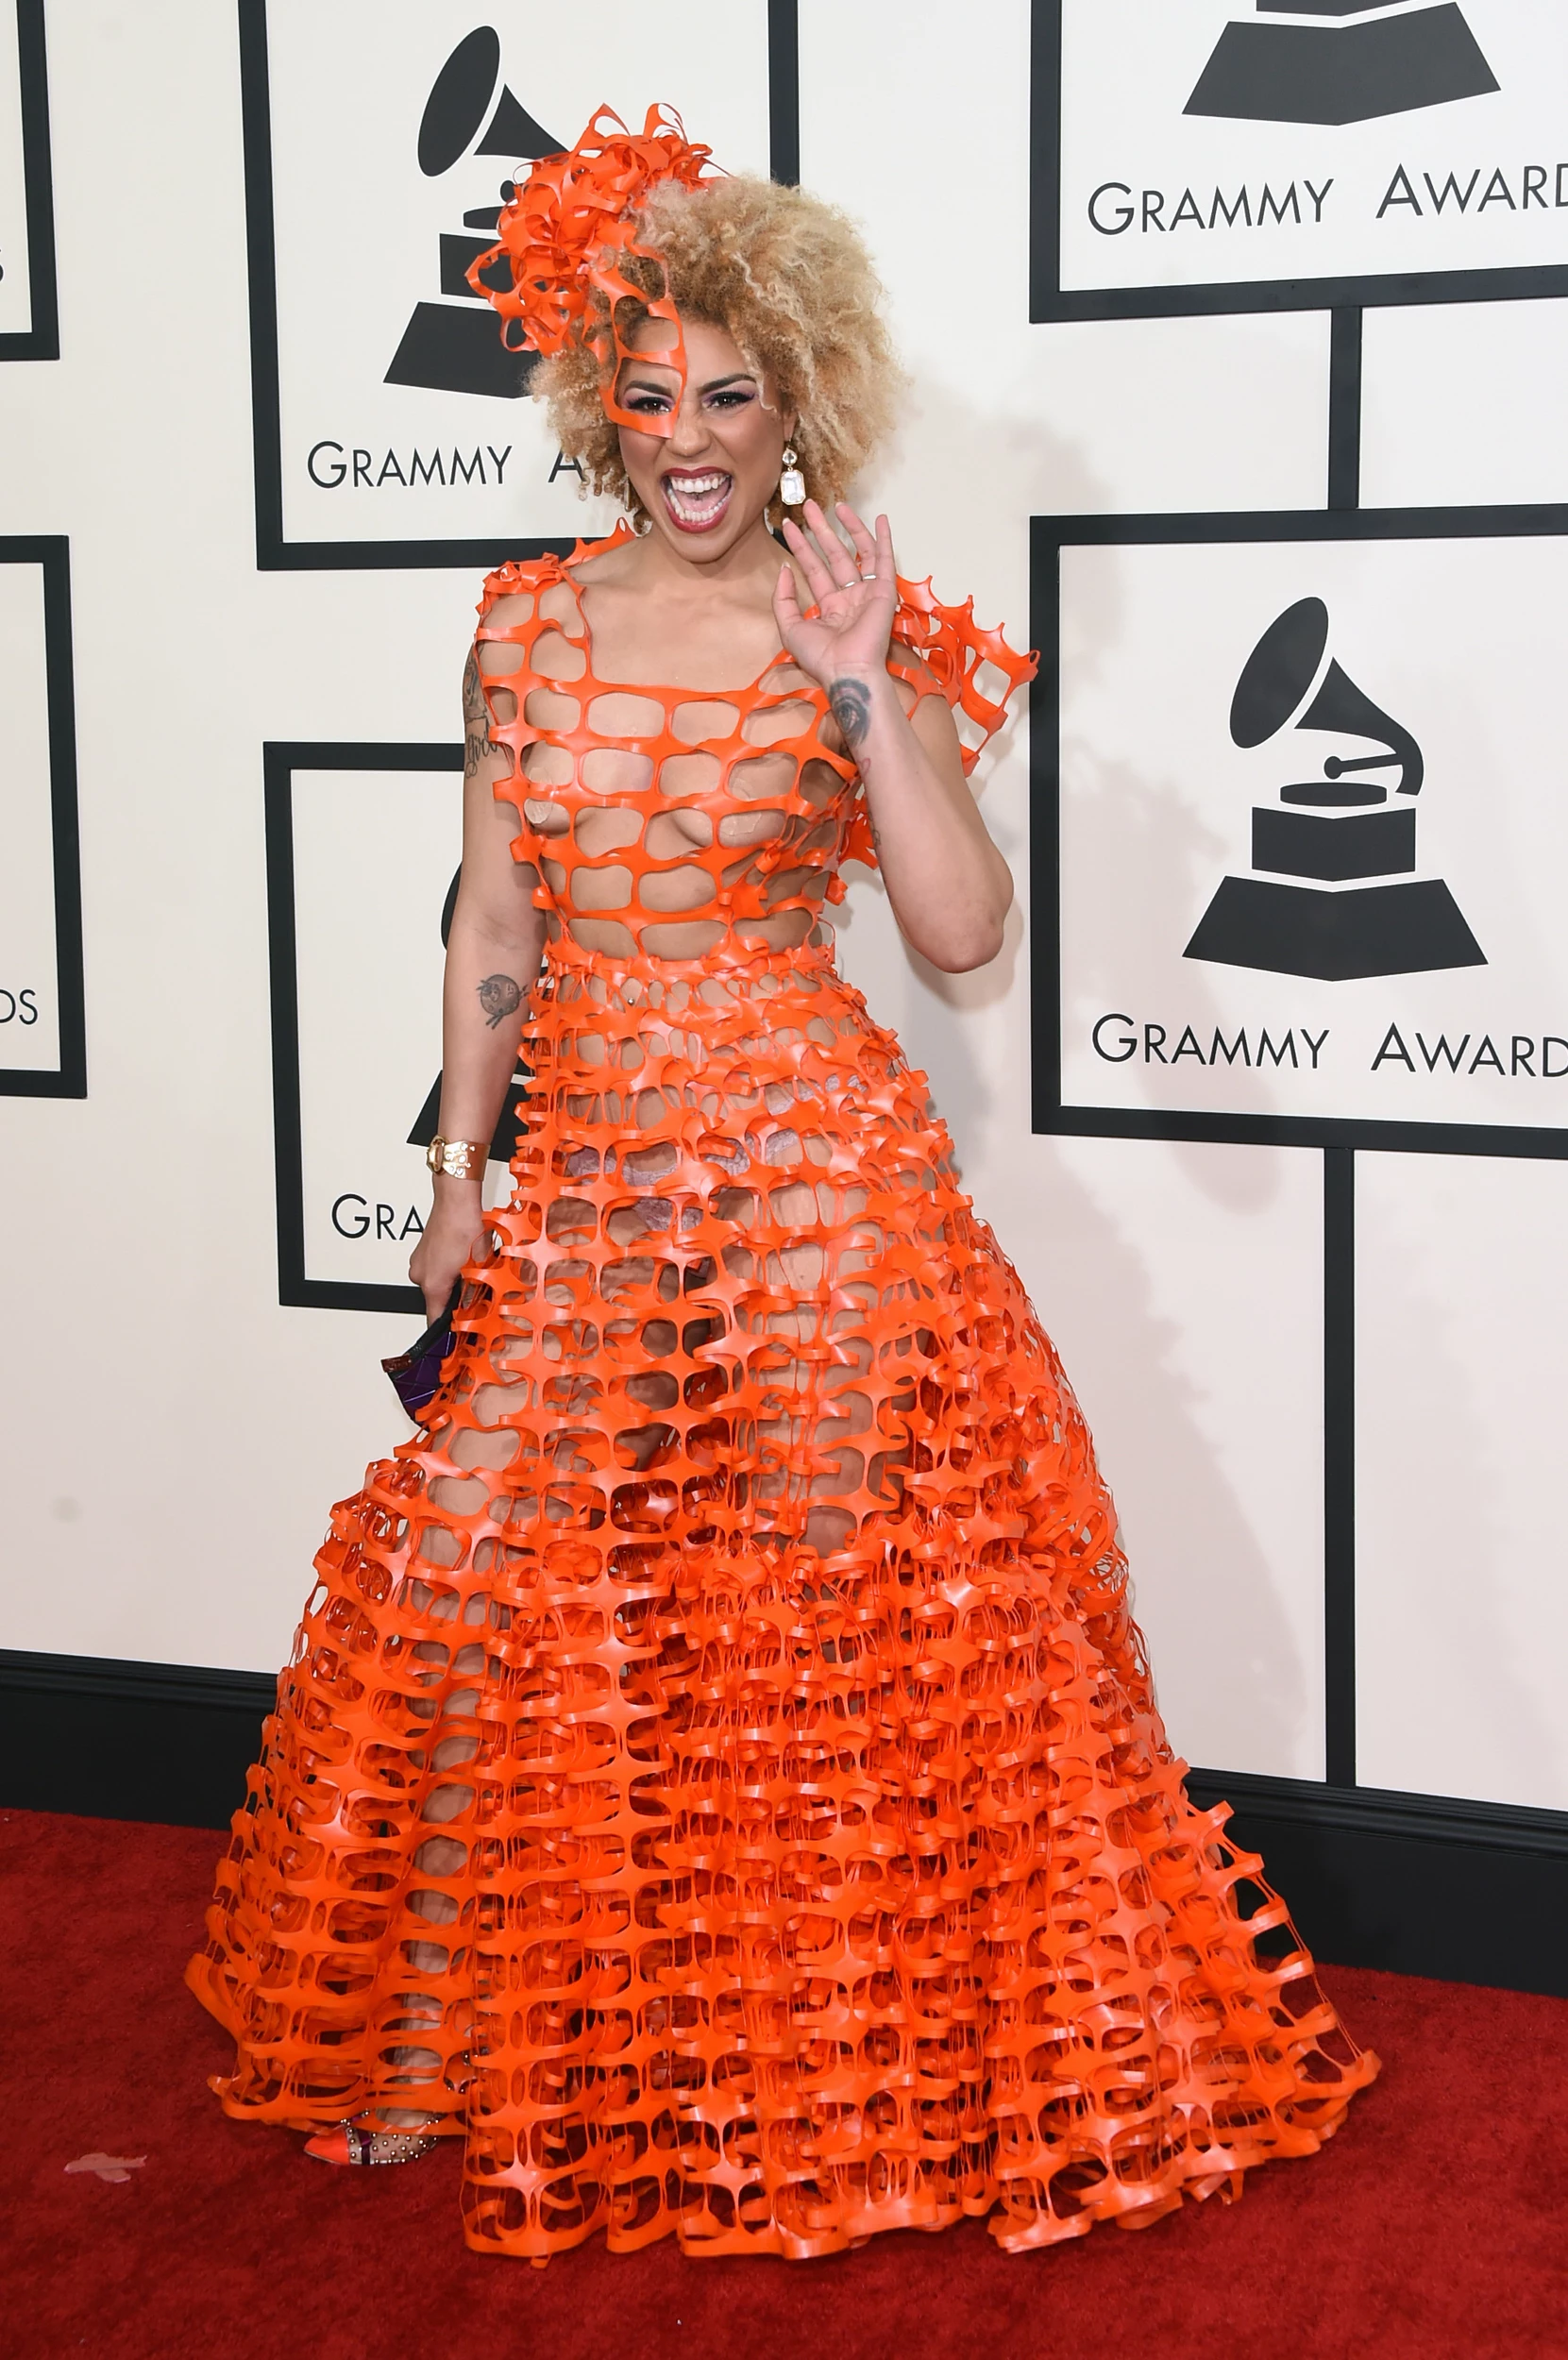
[382,1280,464,1419]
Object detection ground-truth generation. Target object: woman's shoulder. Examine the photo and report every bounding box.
[475,523,637,630]
[569,536,642,589]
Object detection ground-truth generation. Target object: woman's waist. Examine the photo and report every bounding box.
[535,931,851,1014]
[522,935,891,1084]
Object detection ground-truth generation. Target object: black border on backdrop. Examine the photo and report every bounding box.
[1031,501,1568,1160]
[239,0,801,571]
[265,741,460,1314]
[0,0,59,361]
[1030,0,1568,324]
[1,537,83,1097]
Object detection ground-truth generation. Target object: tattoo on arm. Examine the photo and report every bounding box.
[477,972,522,1029]
[827,677,874,752]
[463,646,490,779]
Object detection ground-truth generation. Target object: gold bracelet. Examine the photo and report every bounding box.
[425,1137,488,1181]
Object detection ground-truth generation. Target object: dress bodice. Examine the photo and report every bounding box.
[474,531,1037,964]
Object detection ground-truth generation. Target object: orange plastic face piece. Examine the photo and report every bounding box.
[187,546,1376,2261]
[469,104,715,434]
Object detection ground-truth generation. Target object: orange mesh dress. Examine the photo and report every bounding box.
[187,532,1377,2262]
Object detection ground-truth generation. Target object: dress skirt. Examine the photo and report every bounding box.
[188,936,1377,2260]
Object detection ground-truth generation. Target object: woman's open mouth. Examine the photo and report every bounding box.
[660,469,733,532]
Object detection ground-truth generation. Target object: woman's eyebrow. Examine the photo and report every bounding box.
[621,368,757,398]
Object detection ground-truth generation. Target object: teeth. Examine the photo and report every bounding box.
[662,471,732,525]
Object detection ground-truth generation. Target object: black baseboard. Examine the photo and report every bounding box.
[1183,1767,1568,1998]
[4,1648,1565,1998]
[0,1649,276,1834]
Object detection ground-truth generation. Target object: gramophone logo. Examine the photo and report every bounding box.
[1184,597,1486,982]
[1187,1,1499,127]
[384,25,564,400]
[250,1,774,559]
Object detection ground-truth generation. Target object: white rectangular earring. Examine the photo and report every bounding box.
[779,444,805,506]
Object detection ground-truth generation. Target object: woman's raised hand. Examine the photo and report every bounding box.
[772,501,898,692]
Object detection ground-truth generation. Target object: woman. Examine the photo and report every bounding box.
[189,109,1375,2262]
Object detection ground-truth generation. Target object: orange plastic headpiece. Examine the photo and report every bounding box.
[467,103,717,434]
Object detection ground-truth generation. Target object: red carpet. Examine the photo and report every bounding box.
[5,1805,1565,2360]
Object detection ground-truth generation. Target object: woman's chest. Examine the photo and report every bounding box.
[515,679,851,868]
[513,699,856,954]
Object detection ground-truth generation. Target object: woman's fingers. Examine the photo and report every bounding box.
[783,502,894,629]
[788,511,847,596]
[836,503,879,574]
[781,514,837,607]
[801,498,860,589]
[772,561,802,629]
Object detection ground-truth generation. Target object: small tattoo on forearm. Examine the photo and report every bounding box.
[477,973,522,1028]
[828,677,874,751]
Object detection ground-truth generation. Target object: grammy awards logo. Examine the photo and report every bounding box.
[1184,597,1486,982]
[384,25,563,400]
[406,864,531,1162]
[1186,1,1499,127]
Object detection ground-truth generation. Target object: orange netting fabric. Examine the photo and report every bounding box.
[187,547,1376,2261]
[461,531,1038,941]
[467,104,717,433]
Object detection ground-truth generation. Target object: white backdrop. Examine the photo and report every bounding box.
[0,0,31,340]
[1055,0,1568,297]
[0,554,59,1071]
[1,0,1564,1816]
[1056,532,1567,1134]
[290,763,462,1291]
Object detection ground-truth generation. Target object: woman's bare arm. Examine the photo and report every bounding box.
[408,646,547,1318]
[774,502,1014,972]
[824,671,1011,971]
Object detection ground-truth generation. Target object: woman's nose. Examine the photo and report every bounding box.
[669,398,710,455]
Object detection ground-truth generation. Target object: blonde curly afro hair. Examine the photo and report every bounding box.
[534,173,902,522]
